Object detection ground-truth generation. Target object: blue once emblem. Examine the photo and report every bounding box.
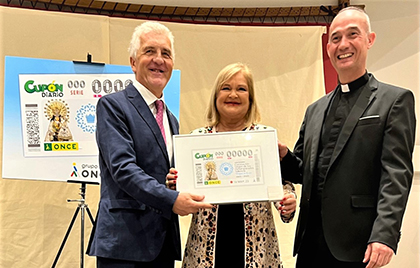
[76,103,96,134]
[219,162,233,176]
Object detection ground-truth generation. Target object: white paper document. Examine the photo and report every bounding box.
[173,130,283,204]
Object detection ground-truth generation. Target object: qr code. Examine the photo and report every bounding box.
[195,163,203,184]
[25,104,41,148]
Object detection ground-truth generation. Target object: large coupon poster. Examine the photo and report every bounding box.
[19,74,134,158]
[3,56,180,183]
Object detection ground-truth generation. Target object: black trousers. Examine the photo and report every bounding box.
[296,209,366,268]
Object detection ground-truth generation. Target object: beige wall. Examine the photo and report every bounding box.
[0,7,110,268]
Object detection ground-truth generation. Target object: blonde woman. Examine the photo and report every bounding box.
[167,63,296,268]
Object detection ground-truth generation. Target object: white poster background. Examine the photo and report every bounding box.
[19,74,134,157]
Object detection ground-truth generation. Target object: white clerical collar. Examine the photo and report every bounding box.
[341,84,350,93]
[132,79,165,107]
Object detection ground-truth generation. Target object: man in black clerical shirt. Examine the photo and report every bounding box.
[278,6,416,268]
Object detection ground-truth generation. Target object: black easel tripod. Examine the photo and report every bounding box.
[51,180,99,268]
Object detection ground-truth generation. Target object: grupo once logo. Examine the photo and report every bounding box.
[70,162,100,180]
[24,80,64,98]
[70,163,100,179]
[70,162,78,177]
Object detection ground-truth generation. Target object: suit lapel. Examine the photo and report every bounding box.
[125,85,170,164]
[166,109,179,136]
[309,94,332,175]
[327,78,377,172]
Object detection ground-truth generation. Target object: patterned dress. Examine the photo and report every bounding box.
[182,124,295,268]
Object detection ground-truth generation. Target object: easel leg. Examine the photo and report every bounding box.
[80,205,85,268]
[86,206,95,225]
[51,206,80,268]
[51,181,98,268]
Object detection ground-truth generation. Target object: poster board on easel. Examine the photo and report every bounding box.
[2,56,180,183]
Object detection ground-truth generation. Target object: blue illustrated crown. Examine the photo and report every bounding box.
[86,114,95,124]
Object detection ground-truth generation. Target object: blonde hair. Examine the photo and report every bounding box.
[206,63,261,127]
[128,21,175,61]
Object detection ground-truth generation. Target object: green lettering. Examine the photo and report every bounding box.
[24,80,36,93]
[56,84,63,92]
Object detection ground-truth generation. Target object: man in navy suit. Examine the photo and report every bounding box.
[279,7,416,268]
[87,21,212,268]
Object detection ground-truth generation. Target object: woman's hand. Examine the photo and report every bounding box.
[278,192,296,215]
[166,168,178,190]
[278,140,289,160]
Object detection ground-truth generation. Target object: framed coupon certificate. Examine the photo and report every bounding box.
[173,129,283,204]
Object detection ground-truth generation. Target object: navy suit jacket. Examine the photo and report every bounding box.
[281,74,416,261]
[87,84,181,262]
